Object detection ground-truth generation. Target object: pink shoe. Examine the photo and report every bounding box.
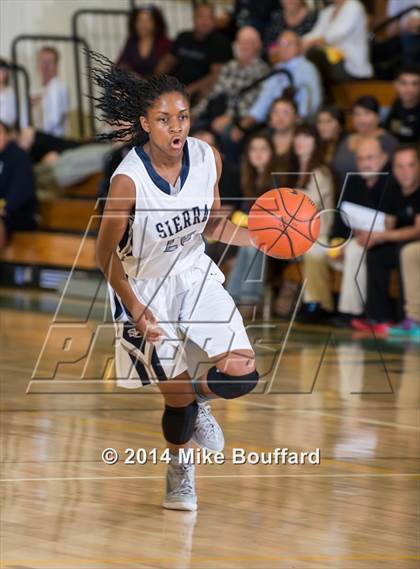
[351,319,390,334]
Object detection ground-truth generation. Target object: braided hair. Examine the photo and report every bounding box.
[89,50,189,144]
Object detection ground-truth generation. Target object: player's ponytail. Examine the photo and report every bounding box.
[89,50,188,145]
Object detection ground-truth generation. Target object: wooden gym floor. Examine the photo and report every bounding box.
[0,287,419,569]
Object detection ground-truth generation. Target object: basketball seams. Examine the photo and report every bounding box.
[251,201,315,243]
[264,193,307,257]
[249,188,320,259]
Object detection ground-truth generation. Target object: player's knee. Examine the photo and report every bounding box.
[161,401,198,445]
[207,366,259,399]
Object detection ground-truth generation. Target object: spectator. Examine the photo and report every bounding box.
[302,137,391,325]
[193,26,269,133]
[226,134,281,315]
[116,7,171,78]
[192,129,242,213]
[232,30,322,140]
[192,128,242,272]
[388,241,420,337]
[315,105,346,164]
[275,123,335,318]
[16,126,109,189]
[32,46,70,137]
[0,60,16,128]
[352,145,420,333]
[156,4,232,104]
[0,59,28,129]
[266,96,298,164]
[386,0,420,65]
[18,126,81,165]
[265,0,318,48]
[332,96,399,191]
[218,0,279,39]
[384,65,420,143]
[303,0,372,92]
[0,121,37,250]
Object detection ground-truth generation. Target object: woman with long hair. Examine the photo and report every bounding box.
[91,52,259,512]
[227,134,281,313]
[315,105,345,164]
[277,123,336,320]
[117,7,171,78]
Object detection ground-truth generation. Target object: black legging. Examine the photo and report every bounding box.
[30,131,82,164]
[365,243,404,323]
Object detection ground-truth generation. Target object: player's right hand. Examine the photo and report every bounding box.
[131,303,163,343]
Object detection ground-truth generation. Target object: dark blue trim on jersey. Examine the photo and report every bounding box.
[113,292,123,320]
[135,140,190,195]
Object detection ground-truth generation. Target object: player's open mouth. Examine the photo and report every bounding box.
[170,137,183,149]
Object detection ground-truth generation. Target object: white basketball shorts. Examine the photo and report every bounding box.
[109,254,253,387]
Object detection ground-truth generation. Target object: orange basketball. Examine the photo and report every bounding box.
[248,188,320,259]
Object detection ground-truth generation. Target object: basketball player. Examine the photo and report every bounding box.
[92,53,259,511]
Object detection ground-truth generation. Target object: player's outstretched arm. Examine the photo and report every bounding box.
[96,174,162,342]
[204,146,254,248]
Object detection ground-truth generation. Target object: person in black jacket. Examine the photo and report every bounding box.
[0,121,37,249]
[156,4,232,105]
[384,65,420,143]
[351,145,420,333]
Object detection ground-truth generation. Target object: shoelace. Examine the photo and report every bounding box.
[172,463,194,496]
[196,404,218,438]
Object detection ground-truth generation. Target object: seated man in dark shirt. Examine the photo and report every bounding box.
[352,145,420,333]
[0,121,38,249]
[384,65,420,143]
[156,3,232,104]
[302,137,393,325]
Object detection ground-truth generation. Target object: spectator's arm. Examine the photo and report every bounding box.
[302,11,325,44]
[155,52,178,75]
[248,77,278,123]
[192,63,230,118]
[379,214,420,243]
[322,3,365,45]
[187,63,223,98]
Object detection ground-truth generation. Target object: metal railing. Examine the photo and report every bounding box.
[11,34,94,139]
[6,60,32,129]
[372,6,420,36]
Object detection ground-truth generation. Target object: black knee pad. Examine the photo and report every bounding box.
[207,366,259,399]
[161,401,198,445]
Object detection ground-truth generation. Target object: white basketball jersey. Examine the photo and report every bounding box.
[110,137,217,279]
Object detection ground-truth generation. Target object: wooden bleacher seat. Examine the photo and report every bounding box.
[39,199,99,233]
[0,232,97,271]
[62,172,103,199]
[332,80,395,111]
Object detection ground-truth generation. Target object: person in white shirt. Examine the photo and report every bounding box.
[32,47,70,137]
[302,0,373,87]
[387,0,420,64]
[387,0,420,32]
[0,59,28,128]
[230,31,322,143]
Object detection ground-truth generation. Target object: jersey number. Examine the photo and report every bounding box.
[164,231,194,253]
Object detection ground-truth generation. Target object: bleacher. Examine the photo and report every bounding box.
[0,173,100,288]
[0,0,413,307]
